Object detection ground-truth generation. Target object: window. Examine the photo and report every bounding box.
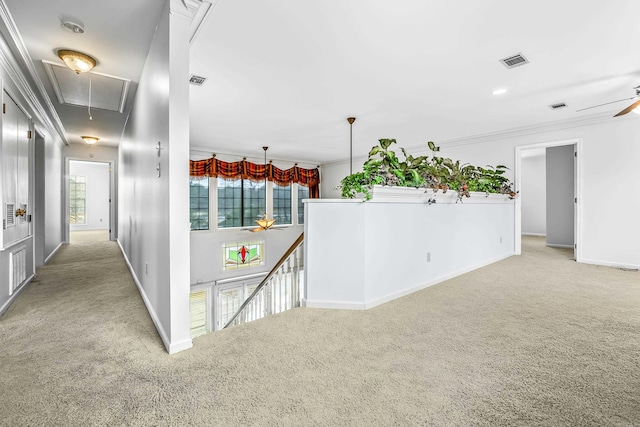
[190,177,209,230]
[218,178,265,228]
[273,183,292,224]
[222,240,265,270]
[69,175,86,224]
[298,185,309,224]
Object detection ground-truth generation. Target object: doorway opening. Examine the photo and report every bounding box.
[66,159,114,244]
[514,139,582,262]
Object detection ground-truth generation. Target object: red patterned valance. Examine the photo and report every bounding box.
[190,157,320,198]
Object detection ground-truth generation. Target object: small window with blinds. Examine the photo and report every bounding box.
[189,289,210,338]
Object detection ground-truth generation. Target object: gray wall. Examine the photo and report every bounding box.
[546,145,574,248]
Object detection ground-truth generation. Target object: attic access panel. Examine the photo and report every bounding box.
[42,61,130,113]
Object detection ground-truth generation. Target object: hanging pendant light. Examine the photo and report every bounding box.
[347,117,356,175]
[254,146,276,231]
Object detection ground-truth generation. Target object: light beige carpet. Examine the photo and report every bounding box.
[69,229,110,243]
[0,236,638,426]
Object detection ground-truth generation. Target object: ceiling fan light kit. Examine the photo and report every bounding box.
[57,49,96,74]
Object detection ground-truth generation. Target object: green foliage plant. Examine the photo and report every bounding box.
[338,138,516,201]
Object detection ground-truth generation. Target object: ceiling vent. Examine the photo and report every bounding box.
[500,53,529,69]
[549,102,567,110]
[189,75,207,86]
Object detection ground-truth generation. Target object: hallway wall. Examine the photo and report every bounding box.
[118,0,192,354]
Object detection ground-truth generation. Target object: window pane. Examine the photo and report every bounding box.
[190,177,209,230]
[298,185,309,224]
[242,180,265,226]
[273,183,292,225]
[218,178,242,228]
[69,175,86,225]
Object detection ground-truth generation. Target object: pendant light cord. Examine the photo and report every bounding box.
[88,77,93,120]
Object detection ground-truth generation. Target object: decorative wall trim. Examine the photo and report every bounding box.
[0,273,33,317]
[117,239,193,354]
[170,0,218,44]
[0,1,69,146]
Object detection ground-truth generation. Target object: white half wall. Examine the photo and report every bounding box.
[546,145,574,248]
[436,118,640,269]
[305,195,515,309]
[69,161,110,231]
[521,152,546,235]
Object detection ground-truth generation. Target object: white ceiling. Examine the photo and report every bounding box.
[190,0,640,164]
[3,1,640,163]
[3,0,165,147]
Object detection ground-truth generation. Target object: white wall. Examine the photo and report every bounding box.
[521,152,546,235]
[43,133,63,262]
[546,145,574,248]
[438,118,640,268]
[118,0,192,354]
[305,195,515,309]
[68,161,110,231]
[321,117,640,268]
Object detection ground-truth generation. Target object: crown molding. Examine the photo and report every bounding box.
[427,112,621,151]
[170,0,217,44]
[0,0,69,146]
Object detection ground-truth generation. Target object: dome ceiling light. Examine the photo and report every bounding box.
[57,49,96,74]
[81,136,99,145]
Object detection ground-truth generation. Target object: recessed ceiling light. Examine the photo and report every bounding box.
[492,88,508,95]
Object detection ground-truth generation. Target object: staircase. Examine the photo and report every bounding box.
[224,232,304,329]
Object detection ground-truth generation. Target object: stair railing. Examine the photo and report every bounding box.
[223,232,304,329]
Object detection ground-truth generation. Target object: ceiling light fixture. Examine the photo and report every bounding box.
[251,147,276,232]
[81,136,99,145]
[57,49,96,74]
[492,88,507,95]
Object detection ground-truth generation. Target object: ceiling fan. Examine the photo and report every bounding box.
[248,146,278,233]
[577,86,640,117]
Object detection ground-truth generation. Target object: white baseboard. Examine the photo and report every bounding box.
[305,252,515,310]
[546,243,573,249]
[116,239,192,354]
[580,258,640,270]
[0,273,35,317]
[44,241,64,265]
[522,232,546,237]
[304,300,366,310]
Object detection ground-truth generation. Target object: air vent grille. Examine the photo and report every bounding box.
[500,53,529,69]
[189,75,207,86]
[5,204,14,227]
[549,103,567,110]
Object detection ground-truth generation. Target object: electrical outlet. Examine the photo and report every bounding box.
[145,262,149,275]
[500,236,503,244]
[427,252,431,262]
